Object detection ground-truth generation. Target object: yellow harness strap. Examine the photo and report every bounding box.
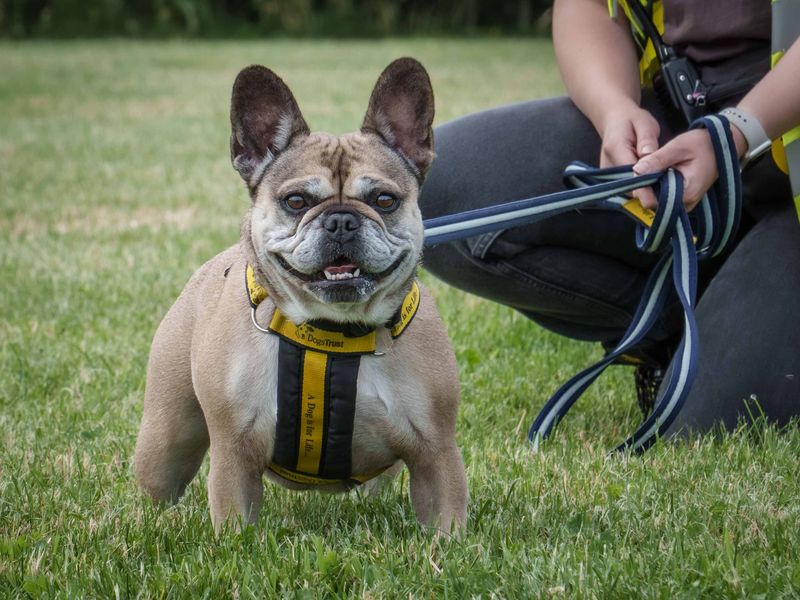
[246,264,420,487]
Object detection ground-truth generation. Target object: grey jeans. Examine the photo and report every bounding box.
[419,94,800,435]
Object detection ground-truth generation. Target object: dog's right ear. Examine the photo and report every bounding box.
[230,65,309,187]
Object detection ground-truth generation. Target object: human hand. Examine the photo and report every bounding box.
[631,127,746,212]
[598,104,661,206]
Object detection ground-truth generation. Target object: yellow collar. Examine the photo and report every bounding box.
[246,264,420,354]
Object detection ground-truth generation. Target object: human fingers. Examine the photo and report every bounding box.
[630,110,660,157]
[598,109,640,168]
[599,134,638,168]
[633,131,718,211]
[632,141,683,210]
[600,109,660,205]
[629,112,661,208]
[632,186,658,210]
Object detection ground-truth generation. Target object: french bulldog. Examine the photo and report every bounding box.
[134,58,467,534]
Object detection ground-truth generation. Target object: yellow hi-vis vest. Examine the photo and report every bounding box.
[770,0,800,219]
[608,0,664,87]
[610,0,800,220]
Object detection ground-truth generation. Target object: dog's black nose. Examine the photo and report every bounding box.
[323,209,361,240]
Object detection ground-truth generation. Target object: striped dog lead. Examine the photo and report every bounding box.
[422,115,742,453]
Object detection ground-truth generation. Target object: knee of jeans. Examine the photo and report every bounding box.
[418,174,450,219]
[423,227,500,271]
[421,243,459,282]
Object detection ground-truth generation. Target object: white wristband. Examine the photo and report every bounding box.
[718,107,771,168]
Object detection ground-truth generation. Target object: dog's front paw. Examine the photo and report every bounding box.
[407,444,468,536]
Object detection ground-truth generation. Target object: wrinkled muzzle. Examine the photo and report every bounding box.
[275,207,420,304]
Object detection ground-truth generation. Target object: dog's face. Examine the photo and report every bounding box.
[229,59,434,326]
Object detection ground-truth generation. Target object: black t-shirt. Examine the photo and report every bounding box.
[662,0,771,85]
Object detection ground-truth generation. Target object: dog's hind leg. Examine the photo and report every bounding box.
[359,460,404,497]
[135,301,209,503]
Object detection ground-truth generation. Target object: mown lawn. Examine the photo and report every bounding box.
[2,39,799,598]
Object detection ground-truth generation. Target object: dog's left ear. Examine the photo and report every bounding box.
[361,58,435,179]
[230,65,310,187]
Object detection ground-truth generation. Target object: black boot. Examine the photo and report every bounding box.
[634,363,665,416]
[603,341,674,417]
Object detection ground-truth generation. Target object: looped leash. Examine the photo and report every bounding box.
[422,115,742,453]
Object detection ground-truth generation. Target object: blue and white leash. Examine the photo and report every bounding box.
[422,115,742,453]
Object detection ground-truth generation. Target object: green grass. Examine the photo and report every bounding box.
[2,39,799,598]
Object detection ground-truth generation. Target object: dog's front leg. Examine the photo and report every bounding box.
[406,440,468,535]
[207,439,264,533]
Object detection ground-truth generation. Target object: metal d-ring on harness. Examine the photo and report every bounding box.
[422,114,742,452]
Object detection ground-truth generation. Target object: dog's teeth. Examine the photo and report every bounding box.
[324,270,357,281]
[323,266,360,281]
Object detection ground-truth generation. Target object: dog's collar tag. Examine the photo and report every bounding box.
[244,263,419,487]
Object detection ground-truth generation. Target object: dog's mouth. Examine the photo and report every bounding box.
[321,258,362,282]
[274,253,407,285]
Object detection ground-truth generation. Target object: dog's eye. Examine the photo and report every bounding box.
[374,193,398,211]
[283,194,307,212]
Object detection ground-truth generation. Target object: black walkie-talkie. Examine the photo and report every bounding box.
[653,49,706,125]
[626,1,706,126]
